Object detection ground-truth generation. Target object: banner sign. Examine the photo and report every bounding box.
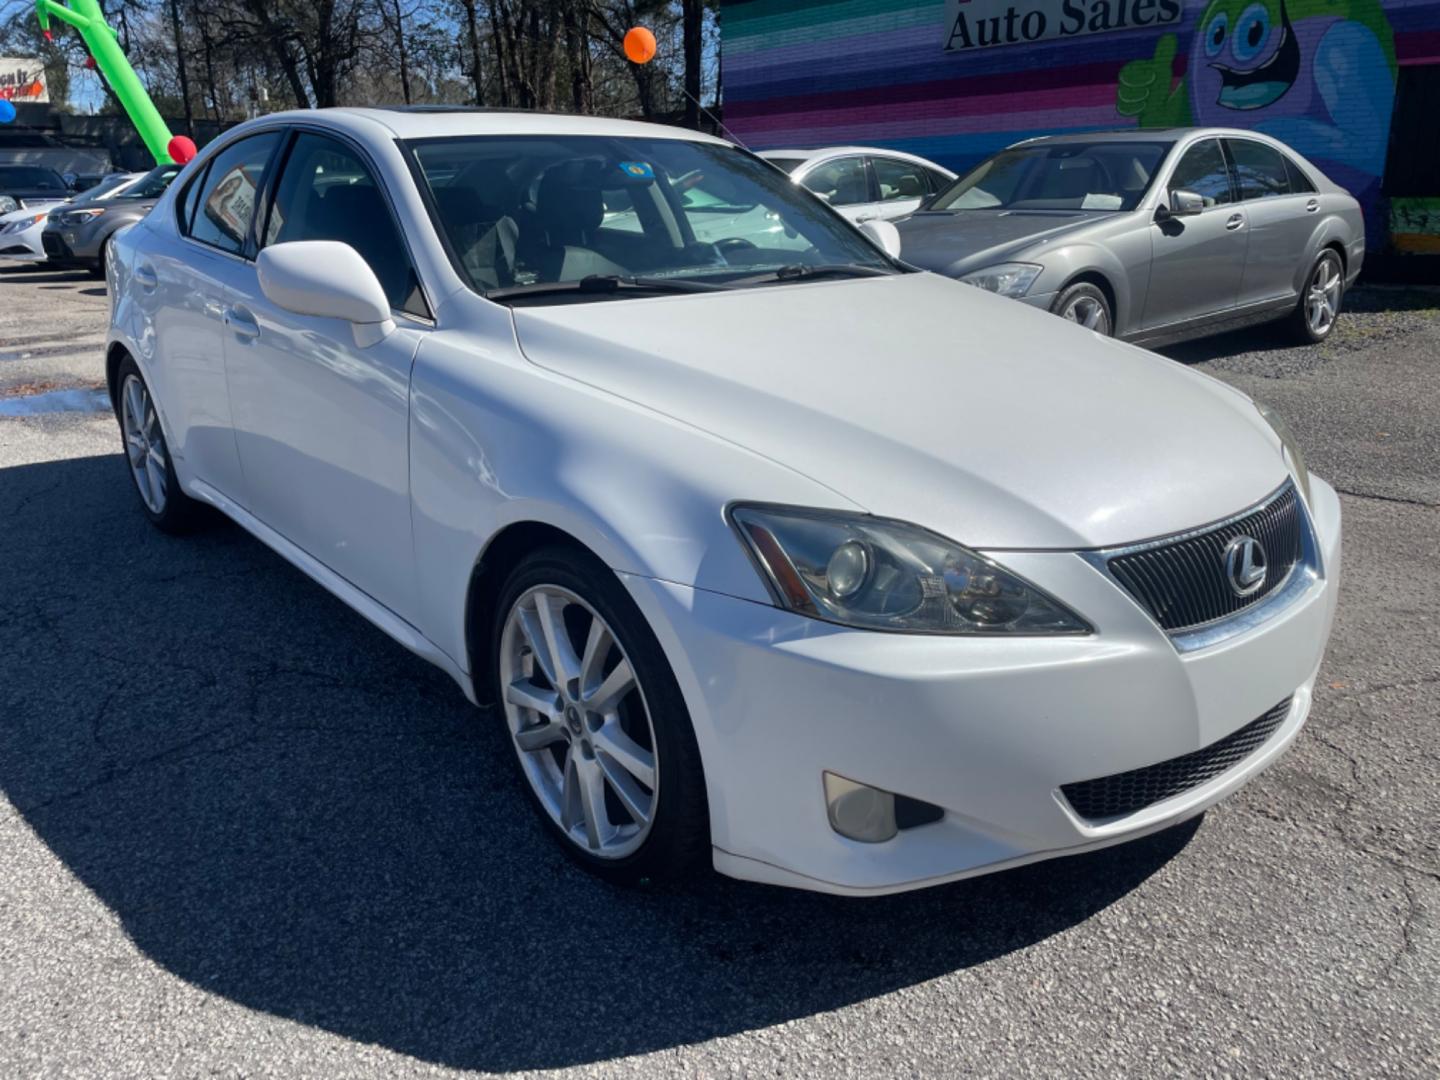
[0,57,48,103]
[942,0,1181,51]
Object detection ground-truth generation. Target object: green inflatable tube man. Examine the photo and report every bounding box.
[34,0,180,165]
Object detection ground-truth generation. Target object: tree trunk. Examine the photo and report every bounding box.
[460,0,485,106]
[682,0,701,129]
[168,0,194,136]
[563,2,592,114]
[387,0,412,104]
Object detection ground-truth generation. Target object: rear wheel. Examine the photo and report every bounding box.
[114,355,203,533]
[492,545,709,885]
[1051,281,1113,336]
[1291,249,1344,344]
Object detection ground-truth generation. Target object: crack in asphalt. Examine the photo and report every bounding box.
[1334,486,1440,509]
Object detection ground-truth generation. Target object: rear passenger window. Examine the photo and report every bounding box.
[188,132,280,255]
[1227,140,1292,201]
[177,164,208,233]
[263,132,427,318]
[872,157,927,203]
[1284,156,1317,194]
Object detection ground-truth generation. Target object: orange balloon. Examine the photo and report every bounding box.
[624,26,656,64]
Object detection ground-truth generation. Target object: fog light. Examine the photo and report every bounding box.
[824,772,897,843]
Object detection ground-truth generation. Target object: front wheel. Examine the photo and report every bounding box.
[1291,249,1344,344]
[1051,281,1113,336]
[492,546,710,885]
[114,355,203,533]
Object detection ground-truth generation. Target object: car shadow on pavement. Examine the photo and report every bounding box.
[0,453,1200,1071]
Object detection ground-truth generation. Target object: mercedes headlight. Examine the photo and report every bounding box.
[959,262,1042,298]
[1256,402,1312,505]
[730,505,1091,635]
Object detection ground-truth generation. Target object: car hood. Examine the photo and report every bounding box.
[510,272,1286,550]
[895,209,1116,277]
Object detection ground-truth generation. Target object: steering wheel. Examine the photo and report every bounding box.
[715,238,757,254]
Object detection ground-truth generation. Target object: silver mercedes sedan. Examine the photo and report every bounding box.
[894,128,1364,348]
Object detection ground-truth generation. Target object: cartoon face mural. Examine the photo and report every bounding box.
[1117,0,1397,232]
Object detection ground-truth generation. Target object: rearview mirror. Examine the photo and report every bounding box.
[860,218,902,259]
[256,240,394,347]
[1168,189,1205,217]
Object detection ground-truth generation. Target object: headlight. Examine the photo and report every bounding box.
[1256,402,1312,505]
[55,207,106,226]
[959,262,1042,298]
[730,505,1091,635]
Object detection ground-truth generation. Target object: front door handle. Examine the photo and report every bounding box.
[1226,213,1245,231]
[1306,198,1320,213]
[223,305,260,341]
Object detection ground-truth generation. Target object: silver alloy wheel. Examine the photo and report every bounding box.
[1306,256,1342,335]
[120,373,168,514]
[1061,294,1110,334]
[499,585,659,858]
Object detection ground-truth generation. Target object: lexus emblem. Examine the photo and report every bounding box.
[1223,535,1268,597]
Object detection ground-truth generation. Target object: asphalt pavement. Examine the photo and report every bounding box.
[1,262,1437,1078]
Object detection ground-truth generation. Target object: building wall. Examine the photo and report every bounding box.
[722,0,1440,249]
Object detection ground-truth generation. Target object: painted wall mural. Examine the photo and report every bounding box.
[723,0,1440,248]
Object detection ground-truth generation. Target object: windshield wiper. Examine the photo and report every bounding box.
[727,263,894,287]
[485,274,731,302]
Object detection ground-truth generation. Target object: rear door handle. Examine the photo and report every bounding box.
[133,264,157,289]
[1226,213,1245,231]
[1306,199,1320,213]
[223,305,260,341]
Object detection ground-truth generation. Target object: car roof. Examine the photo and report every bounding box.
[248,106,733,147]
[1011,126,1288,147]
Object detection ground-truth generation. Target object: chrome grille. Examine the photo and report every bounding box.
[1060,697,1293,821]
[1106,485,1303,633]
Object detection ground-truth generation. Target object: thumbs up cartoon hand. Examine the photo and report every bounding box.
[1117,35,1191,127]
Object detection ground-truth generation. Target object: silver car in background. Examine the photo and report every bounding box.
[894,128,1364,347]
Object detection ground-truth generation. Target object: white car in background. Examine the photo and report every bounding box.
[760,146,955,223]
[106,108,1339,896]
[0,171,144,265]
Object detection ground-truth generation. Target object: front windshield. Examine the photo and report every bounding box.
[0,166,66,191]
[930,142,1171,213]
[406,135,894,296]
[86,173,137,200]
[121,165,181,199]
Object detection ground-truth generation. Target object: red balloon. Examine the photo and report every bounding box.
[167,135,197,165]
[624,26,656,64]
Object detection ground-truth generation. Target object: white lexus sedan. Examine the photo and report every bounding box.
[106,108,1341,896]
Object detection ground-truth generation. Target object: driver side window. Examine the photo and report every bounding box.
[800,157,870,207]
[262,132,428,318]
[1168,139,1234,208]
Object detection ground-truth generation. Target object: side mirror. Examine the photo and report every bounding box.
[256,240,394,347]
[1168,188,1205,217]
[860,218,902,259]
[63,172,79,192]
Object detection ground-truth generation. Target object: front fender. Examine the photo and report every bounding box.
[407,322,855,672]
[1032,240,1142,334]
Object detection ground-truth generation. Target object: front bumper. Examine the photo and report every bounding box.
[622,477,1342,895]
[0,225,46,262]
[41,224,102,264]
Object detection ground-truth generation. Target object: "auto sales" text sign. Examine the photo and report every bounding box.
[942,0,1181,51]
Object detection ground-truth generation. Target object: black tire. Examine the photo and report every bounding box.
[87,237,109,280]
[490,544,710,886]
[1290,248,1344,344]
[1050,281,1113,336]
[113,354,204,534]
